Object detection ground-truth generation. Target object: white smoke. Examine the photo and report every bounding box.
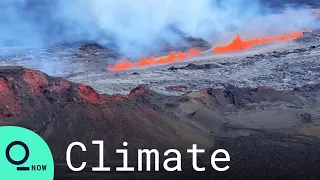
[0,0,319,58]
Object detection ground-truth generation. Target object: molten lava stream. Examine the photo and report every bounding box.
[107,60,133,71]
[108,31,308,71]
[213,31,306,54]
[108,48,202,71]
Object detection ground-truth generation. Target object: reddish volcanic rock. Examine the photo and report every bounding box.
[0,66,213,161]
[52,81,71,94]
[23,68,49,94]
[0,77,8,93]
[0,77,22,118]
[78,84,102,104]
[166,85,188,92]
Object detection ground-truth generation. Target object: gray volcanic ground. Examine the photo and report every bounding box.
[1,30,320,96]
[2,29,320,134]
[1,5,320,178]
[1,2,320,180]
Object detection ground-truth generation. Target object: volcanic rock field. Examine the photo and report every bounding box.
[1,2,320,179]
[0,29,320,179]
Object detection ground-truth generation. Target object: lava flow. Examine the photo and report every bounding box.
[107,48,201,71]
[213,31,305,53]
[108,31,308,71]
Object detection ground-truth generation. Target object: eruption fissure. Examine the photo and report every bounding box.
[107,49,202,71]
[213,31,306,53]
[107,31,307,71]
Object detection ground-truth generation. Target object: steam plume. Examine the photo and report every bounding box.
[0,0,318,59]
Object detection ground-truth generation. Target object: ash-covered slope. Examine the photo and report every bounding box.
[2,66,320,180]
[167,85,320,134]
[0,66,213,161]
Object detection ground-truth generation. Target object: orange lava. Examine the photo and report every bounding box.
[107,48,202,71]
[107,60,133,71]
[213,31,305,53]
[108,31,309,71]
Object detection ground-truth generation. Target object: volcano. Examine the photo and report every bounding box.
[2,66,320,180]
[1,4,320,179]
[0,66,213,161]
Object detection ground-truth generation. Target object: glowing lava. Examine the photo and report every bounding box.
[108,48,201,71]
[107,60,133,71]
[213,31,305,53]
[108,31,308,71]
